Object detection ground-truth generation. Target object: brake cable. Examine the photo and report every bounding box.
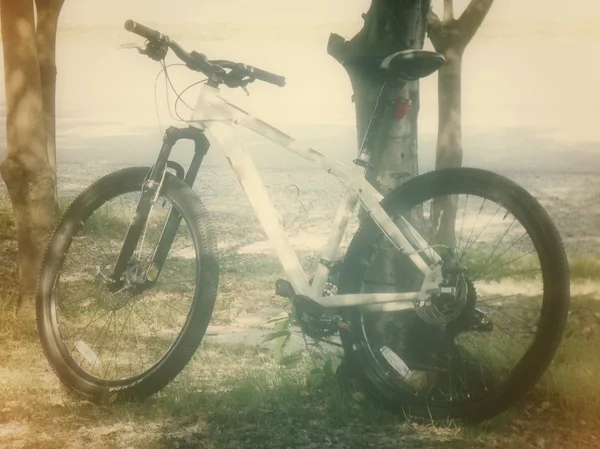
[153,62,186,136]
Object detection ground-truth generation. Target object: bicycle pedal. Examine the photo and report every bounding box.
[275,278,295,298]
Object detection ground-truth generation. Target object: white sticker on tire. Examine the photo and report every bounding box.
[75,340,101,367]
[380,346,410,378]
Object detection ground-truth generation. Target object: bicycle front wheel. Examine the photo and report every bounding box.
[37,166,219,403]
[339,168,570,422]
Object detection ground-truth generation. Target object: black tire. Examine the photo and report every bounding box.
[338,168,570,422]
[36,166,219,404]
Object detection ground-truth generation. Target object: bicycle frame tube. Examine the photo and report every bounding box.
[189,84,440,307]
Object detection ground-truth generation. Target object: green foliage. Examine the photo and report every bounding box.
[264,311,294,364]
[279,352,304,367]
[306,358,337,393]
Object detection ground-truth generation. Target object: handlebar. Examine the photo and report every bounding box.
[124,20,286,88]
[124,20,163,42]
[247,66,286,88]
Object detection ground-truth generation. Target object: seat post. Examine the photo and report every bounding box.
[354,82,395,169]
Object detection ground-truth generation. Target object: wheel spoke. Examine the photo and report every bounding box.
[42,175,207,384]
[460,204,502,262]
[354,179,567,416]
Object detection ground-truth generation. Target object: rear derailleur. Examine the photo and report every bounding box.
[420,249,494,335]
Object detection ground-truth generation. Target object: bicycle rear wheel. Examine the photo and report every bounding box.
[37,166,218,403]
[339,168,570,422]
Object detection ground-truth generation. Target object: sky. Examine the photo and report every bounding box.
[1,0,595,165]
[43,0,600,142]
[0,0,597,171]
[60,0,600,26]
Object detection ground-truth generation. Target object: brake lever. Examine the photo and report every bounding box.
[117,42,144,51]
[222,64,256,95]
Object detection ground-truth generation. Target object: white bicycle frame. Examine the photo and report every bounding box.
[188,84,443,312]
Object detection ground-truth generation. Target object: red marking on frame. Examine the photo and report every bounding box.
[394,99,412,120]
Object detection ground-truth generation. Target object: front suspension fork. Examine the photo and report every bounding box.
[109,127,210,290]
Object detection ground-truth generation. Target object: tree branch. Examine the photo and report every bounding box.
[457,0,494,46]
[443,0,454,21]
[328,0,432,67]
[327,33,351,65]
[428,7,442,27]
[427,9,460,54]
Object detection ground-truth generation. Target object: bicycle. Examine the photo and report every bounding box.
[36,19,570,422]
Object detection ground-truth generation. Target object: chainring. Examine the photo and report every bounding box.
[296,281,340,339]
[297,314,339,339]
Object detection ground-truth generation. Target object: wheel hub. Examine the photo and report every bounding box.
[416,274,469,325]
[95,261,147,311]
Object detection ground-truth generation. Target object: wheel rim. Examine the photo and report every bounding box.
[48,184,200,385]
[356,187,554,408]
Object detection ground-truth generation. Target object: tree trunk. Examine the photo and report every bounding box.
[328,0,433,382]
[427,0,494,247]
[35,0,65,199]
[434,46,462,170]
[0,0,59,315]
[328,0,432,197]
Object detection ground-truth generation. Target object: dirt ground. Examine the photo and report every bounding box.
[1,164,600,448]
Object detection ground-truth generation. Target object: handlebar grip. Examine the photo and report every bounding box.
[124,20,163,42]
[248,66,286,87]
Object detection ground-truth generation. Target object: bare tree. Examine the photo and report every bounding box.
[426,0,494,248]
[428,0,494,171]
[1,0,64,315]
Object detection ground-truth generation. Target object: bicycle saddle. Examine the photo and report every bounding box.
[380,50,446,81]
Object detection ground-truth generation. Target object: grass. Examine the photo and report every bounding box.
[466,295,600,448]
[463,245,600,283]
[3,303,600,448]
[3,200,600,448]
[0,333,468,449]
[569,257,600,281]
